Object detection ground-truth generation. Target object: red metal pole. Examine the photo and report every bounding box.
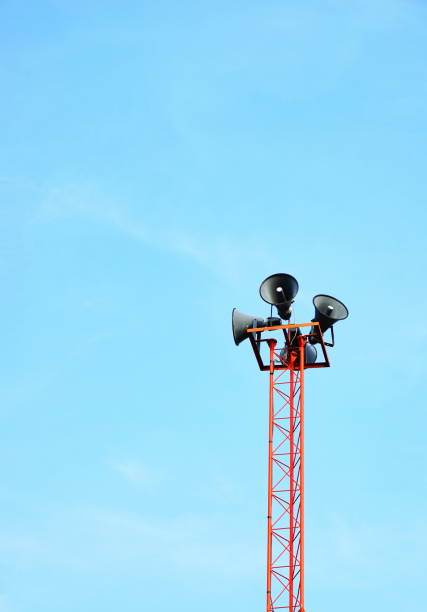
[299,337,306,612]
[245,321,329,612]
[266,339,276,612]
[289,353,295,611]
[266,339,305,612]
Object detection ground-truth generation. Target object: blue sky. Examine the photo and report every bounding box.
[1,1,427,610]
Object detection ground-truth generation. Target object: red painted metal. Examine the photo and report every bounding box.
[266,339,276,612]
[266,341,304,611]
[247,321,330,371]
[253,323,329,612]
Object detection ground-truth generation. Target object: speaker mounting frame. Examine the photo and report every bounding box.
[246,321,330,371]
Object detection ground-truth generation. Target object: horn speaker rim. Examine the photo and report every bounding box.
[259,273,299,305]
[312,294,349,322]
[232,307,257,346]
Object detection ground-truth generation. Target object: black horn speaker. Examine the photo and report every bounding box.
[232,308,266,346]
[310,294,349,343]
[259,273,299,320]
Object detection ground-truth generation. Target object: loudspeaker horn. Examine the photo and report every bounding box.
[310,294,349,343]
[259,273,299,320]
[232,308,265,346]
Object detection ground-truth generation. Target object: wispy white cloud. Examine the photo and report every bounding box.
[0,596,14,612]
[307,513,427,589]
[0,504,263,585]
[197,475,248,507]
[35,183,275,284]
[0,502,425,594]
[112,459,160,488]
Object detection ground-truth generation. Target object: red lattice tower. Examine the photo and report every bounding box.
[247,322,330,612]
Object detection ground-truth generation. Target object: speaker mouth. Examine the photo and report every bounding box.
[259,273,299,305]
[232,307,244,345]
[312,294,349,322]
[232,308,265,346]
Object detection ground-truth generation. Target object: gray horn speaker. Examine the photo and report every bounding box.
[259,273,299,320]
[232,308,265,346]
[279,327,317,365]
[279,343,317,366]
[310,294,349,343]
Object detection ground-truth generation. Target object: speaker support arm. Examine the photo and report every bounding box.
[323,326,335,348]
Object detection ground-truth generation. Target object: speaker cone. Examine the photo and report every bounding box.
[310,294,349,343]
[259,273,299,320]
[232,308,265,346]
